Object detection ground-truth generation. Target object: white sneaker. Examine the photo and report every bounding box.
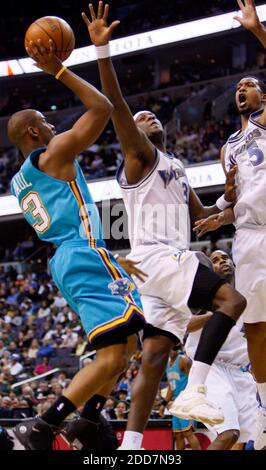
[254,406,266,450]
[169,384,224,426]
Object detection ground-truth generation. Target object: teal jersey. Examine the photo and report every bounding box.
[166,354,188,399]
[10,147,105,248]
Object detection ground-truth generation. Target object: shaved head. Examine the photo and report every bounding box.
[7,109,42,150]
[7,109,55,158]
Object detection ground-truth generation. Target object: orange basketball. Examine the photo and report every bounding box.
[25,16,75,62]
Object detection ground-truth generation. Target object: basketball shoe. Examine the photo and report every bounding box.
[254,406,266,450]
[169,384,224,426]
[14,417,57,450]
[62,415,118,450]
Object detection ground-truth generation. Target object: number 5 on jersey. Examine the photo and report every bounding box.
[21,192,50,233]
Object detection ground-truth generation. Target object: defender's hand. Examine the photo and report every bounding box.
[193,213,224,238]
[224,165,237,203]
[117,257,148,283]
[234,0,261,32]
[82,1,120,46]
[26,39,62,75]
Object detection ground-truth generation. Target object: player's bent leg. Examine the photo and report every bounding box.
[64,342,129,406]
[207,430,240,450]
[127,335,175,432]
[119,333,175,450]
[212,283,247,322]
[14,342,129,450]
[62,335,137,450]
[170,273,246,426]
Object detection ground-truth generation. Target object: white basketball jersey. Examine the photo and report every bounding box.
[224,109,266,229]
[117,150,190,254]
[185,319,249,368]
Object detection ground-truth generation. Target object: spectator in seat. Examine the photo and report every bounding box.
[28,339,40,360]
[75,335,87,356]
[9,354,23,376]
[114,401,128,420]
[60,327,78,349]
[33,357,52,376]
[36,339,56,358]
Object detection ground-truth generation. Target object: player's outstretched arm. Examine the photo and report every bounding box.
[188,150,236,223]
[193,208,235,238]
[82,2,156,183]
[234,0,266,47]
[27,39,113,167]
[235,1,266,127]
[186,313,213,333]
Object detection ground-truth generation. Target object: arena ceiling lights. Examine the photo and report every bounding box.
[1,5,266,78]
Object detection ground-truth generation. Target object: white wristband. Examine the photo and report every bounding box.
[95,44,111,59]
[216,194,231,211]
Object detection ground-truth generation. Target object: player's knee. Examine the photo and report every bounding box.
[217,429,239,447]
[228,290,246,319]
[216,286,246,320]
[96,345,128,380]
[142,338,172,373]
[101,351,128,378]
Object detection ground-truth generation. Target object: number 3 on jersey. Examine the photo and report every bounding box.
[182,181,189,204]
[21,192,50,233]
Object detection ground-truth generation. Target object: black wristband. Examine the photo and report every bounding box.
[161,399,168,407]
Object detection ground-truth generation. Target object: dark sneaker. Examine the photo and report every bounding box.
[14,417,57,450]
[62,415,118,451]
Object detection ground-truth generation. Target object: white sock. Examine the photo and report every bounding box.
[257,382,266,408]
[121,431,143,450]
[187,360,210,388]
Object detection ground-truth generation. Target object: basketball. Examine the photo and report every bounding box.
[24,16,75,62]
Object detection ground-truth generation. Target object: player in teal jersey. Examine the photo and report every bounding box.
[8,38,145,450]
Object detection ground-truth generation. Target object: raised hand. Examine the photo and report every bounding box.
[193,213,224,238]
[26,39,62,75]
[224,165,237,203]
[82,1,120,46]
[234,0,261,31]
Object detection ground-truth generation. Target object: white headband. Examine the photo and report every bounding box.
[133,110,150,121]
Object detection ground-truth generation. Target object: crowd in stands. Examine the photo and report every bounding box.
[0,259,171,423]
[0,235,37,263]
[168,114,239,165]
[0,90,239,195]
[0,264,146,421]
